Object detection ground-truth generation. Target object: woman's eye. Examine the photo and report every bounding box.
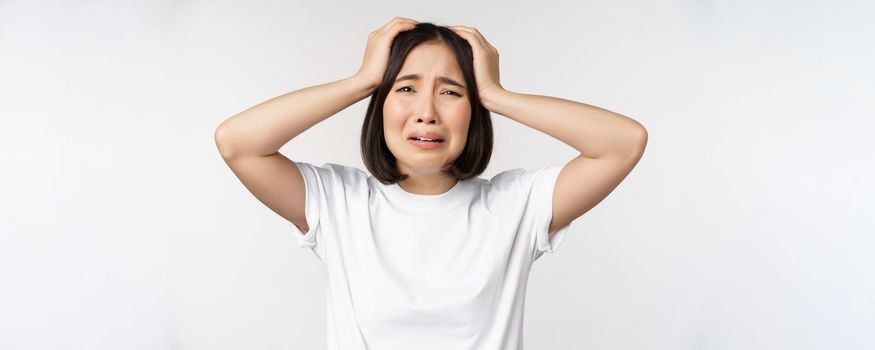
[395,86,462,97]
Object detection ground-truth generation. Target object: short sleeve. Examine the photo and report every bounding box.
[519,164,573,261]
[290,161,365,256]
[290,161,324,250]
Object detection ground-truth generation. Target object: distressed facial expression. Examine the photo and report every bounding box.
[383,41,472,175]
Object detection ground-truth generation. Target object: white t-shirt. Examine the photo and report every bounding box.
[290,161,573,350]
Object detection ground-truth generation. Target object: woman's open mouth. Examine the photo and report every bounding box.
[407,137,445,150]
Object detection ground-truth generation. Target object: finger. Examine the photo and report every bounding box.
[377,17,418,35]
[450,25,487,46]
[454,25,495,52]
[389,17,417,26]
[394,17,419,27]
[393,21,418,32]
[373,22,416,41]
[449,26,490,52]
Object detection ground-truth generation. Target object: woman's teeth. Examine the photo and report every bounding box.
[410,137,442,142]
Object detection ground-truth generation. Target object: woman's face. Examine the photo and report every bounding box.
[383,41,472,176]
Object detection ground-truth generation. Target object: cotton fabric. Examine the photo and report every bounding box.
[289,161,573,349]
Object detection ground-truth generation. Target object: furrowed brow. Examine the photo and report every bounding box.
[394,74,466,89]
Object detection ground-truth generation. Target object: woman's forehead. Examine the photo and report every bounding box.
[400,43,462,76]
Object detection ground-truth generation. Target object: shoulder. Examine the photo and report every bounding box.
[487,165,561,191]
[294,161,370,190]
[322,162,368,177]
[487,168,525,188]
[295,162,367,178]
[479,168,529,205]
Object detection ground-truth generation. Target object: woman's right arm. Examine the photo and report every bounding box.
[212,17,419,233]
[212,75,375,233]
[214,75,375,159]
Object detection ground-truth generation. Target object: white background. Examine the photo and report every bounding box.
[1,0,873,349]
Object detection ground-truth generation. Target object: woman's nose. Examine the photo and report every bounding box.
[416,94,439,123]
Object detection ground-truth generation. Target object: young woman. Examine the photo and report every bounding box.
[215,17,647,349]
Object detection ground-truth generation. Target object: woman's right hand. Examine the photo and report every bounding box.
[354,17,419,90]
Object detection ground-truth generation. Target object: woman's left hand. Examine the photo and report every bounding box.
[449,25,504,101]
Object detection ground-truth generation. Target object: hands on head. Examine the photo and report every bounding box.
[354,17,419,89]
[354,17,504,99]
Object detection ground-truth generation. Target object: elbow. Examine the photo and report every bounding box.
[635,125,648,148]
[631,126,648,157]
[214,124,236,160]
[622,125,648,159]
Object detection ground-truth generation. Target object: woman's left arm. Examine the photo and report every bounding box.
[481,89,647,158]
[449,24,646,158]
[451,24,647,235]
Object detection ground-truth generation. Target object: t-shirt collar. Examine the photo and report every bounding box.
[383,178,470,214]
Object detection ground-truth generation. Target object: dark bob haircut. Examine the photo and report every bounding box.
[360,22,494,185]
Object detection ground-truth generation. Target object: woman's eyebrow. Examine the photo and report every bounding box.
[394,74,466,89]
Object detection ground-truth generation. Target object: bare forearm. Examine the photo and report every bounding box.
[481,88,647,159]
[215,75,375,159]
